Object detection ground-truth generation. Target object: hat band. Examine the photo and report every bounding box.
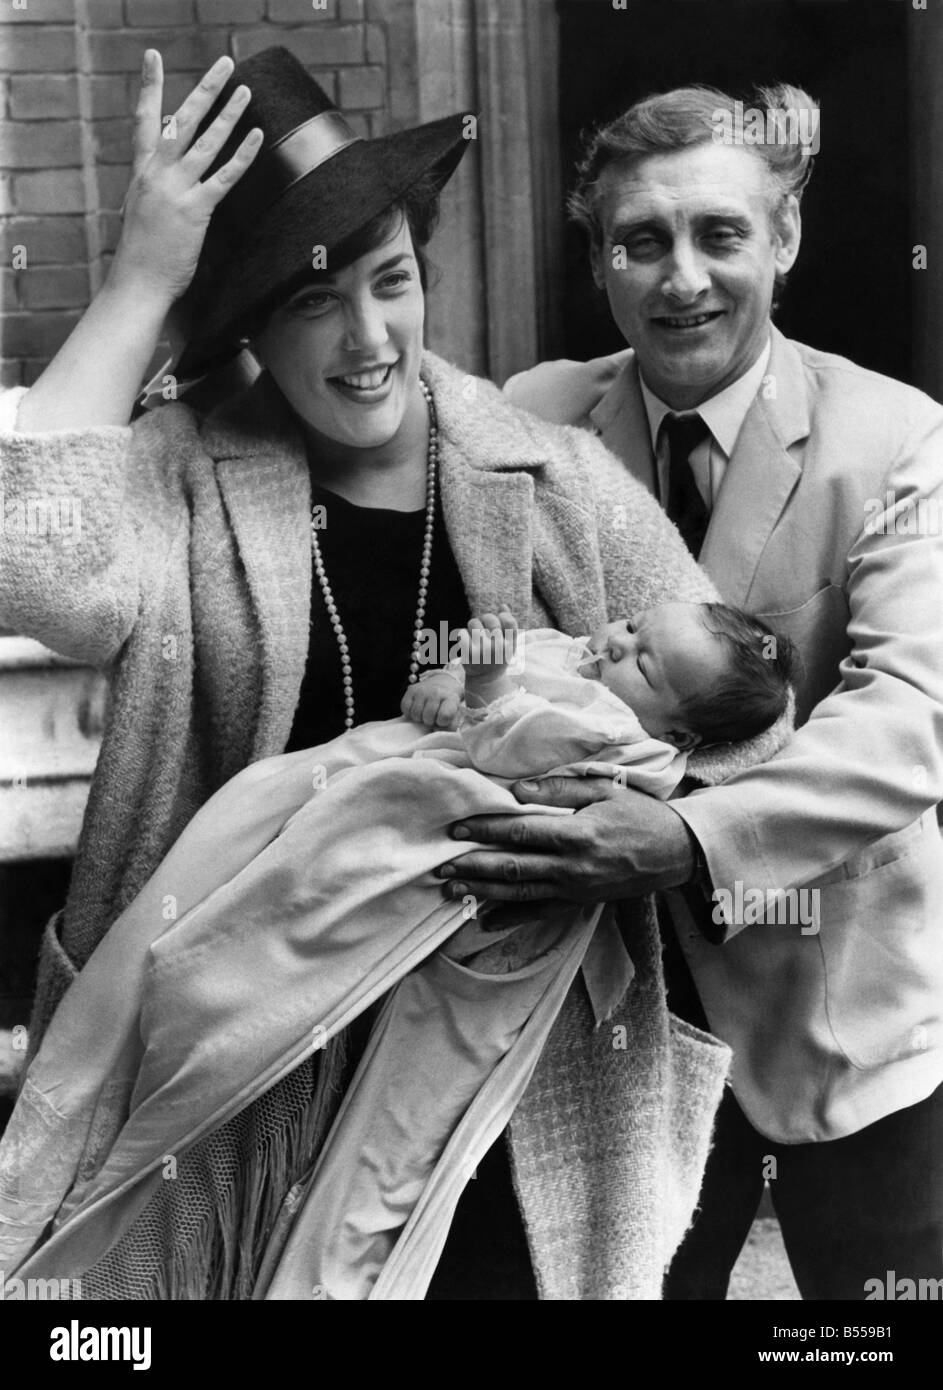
[221,110,363,231]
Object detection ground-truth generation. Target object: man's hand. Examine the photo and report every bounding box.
[436,778,697,904]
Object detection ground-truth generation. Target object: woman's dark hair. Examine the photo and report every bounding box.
[679,604,797,747]
[242,171,443,338]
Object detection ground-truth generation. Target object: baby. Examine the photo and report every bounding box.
[402,599,796,780]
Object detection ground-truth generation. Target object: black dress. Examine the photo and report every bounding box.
[286,480,538,1300]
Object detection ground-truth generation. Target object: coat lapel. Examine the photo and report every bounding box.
[699,329,809,603]
[202,376,313,760]
[424,355,537,622]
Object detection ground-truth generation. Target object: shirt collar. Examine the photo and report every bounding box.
[638,336,772,457]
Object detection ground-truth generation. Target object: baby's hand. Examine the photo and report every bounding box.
[401,671,463,730]
[463,608,518,681]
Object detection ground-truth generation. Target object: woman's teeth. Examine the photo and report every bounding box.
[337,365,393,389]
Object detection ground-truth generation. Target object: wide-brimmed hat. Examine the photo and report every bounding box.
[174,47,472,379]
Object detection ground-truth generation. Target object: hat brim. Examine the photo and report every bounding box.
[175,113,471,381]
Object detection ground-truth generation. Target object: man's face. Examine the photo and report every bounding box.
[589,142,801,409]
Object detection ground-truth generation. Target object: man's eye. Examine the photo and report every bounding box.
[706,228,742,245]
[624,237,662,258]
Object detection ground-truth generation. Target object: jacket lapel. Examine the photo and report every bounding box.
[590,355,658,496]
[699,329,809,603]
[202,376,313,760]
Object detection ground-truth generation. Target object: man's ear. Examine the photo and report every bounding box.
[772,193,802,276]
[665,728,701,753]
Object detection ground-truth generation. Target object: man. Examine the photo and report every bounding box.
[436,83,943,1299]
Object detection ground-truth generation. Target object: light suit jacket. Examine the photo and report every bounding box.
[506,327,943,1142]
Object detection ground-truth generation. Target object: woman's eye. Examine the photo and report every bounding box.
[289,291,335,315]
[377,271,412,292]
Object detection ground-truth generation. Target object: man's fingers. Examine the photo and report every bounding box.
[444,879,563,906]
[131,49,164,177]
[511,776,618,809]
[449,811,581,851]
[438,851,565,885]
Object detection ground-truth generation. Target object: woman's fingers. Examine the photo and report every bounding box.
[200,126,263,204]
[180,82,252,179]
[131,49,164,179]
[158,54,235,159]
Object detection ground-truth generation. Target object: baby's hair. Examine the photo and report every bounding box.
[680,604,797,747]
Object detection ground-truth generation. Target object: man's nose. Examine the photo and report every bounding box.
[661,241,711,302]
[343,297,388,353]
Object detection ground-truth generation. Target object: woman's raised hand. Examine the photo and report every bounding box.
[109,50,262,305]
[15,51,262,430]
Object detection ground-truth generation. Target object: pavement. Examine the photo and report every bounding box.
[729,1216,801,1299]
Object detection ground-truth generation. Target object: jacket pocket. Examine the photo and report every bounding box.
[661,1015,731,1267]
[816,815,943,1068]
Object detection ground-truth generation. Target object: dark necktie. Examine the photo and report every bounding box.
[660,412,710,558]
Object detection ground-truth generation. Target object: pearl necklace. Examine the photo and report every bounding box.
[310,376,438,731]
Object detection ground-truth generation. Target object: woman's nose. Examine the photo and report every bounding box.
[661,240,711,302]
[343,297,389,353]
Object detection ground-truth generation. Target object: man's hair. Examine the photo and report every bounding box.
[680,603,797,748]
[568,82,817,302]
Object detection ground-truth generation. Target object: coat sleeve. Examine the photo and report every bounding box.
[673,406,943,936]
[0,389,189,666]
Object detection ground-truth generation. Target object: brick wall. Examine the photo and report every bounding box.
[0,0,394,387]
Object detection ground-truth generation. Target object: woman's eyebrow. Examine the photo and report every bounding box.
[295,251,414,294]
[370,251,414,275]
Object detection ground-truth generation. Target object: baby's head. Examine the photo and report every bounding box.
[586,601,796,751]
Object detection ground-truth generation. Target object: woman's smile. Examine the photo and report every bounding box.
[328,359,400,403]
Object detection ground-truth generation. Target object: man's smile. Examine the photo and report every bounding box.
[650,309,726,332]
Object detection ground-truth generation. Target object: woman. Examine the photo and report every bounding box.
[0,46,729,1299]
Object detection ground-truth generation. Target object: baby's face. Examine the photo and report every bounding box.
[586,602,728,748]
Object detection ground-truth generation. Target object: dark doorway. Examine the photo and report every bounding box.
[557,0,911,382]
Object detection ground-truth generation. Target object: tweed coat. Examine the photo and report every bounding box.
[0,353,730,1298]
